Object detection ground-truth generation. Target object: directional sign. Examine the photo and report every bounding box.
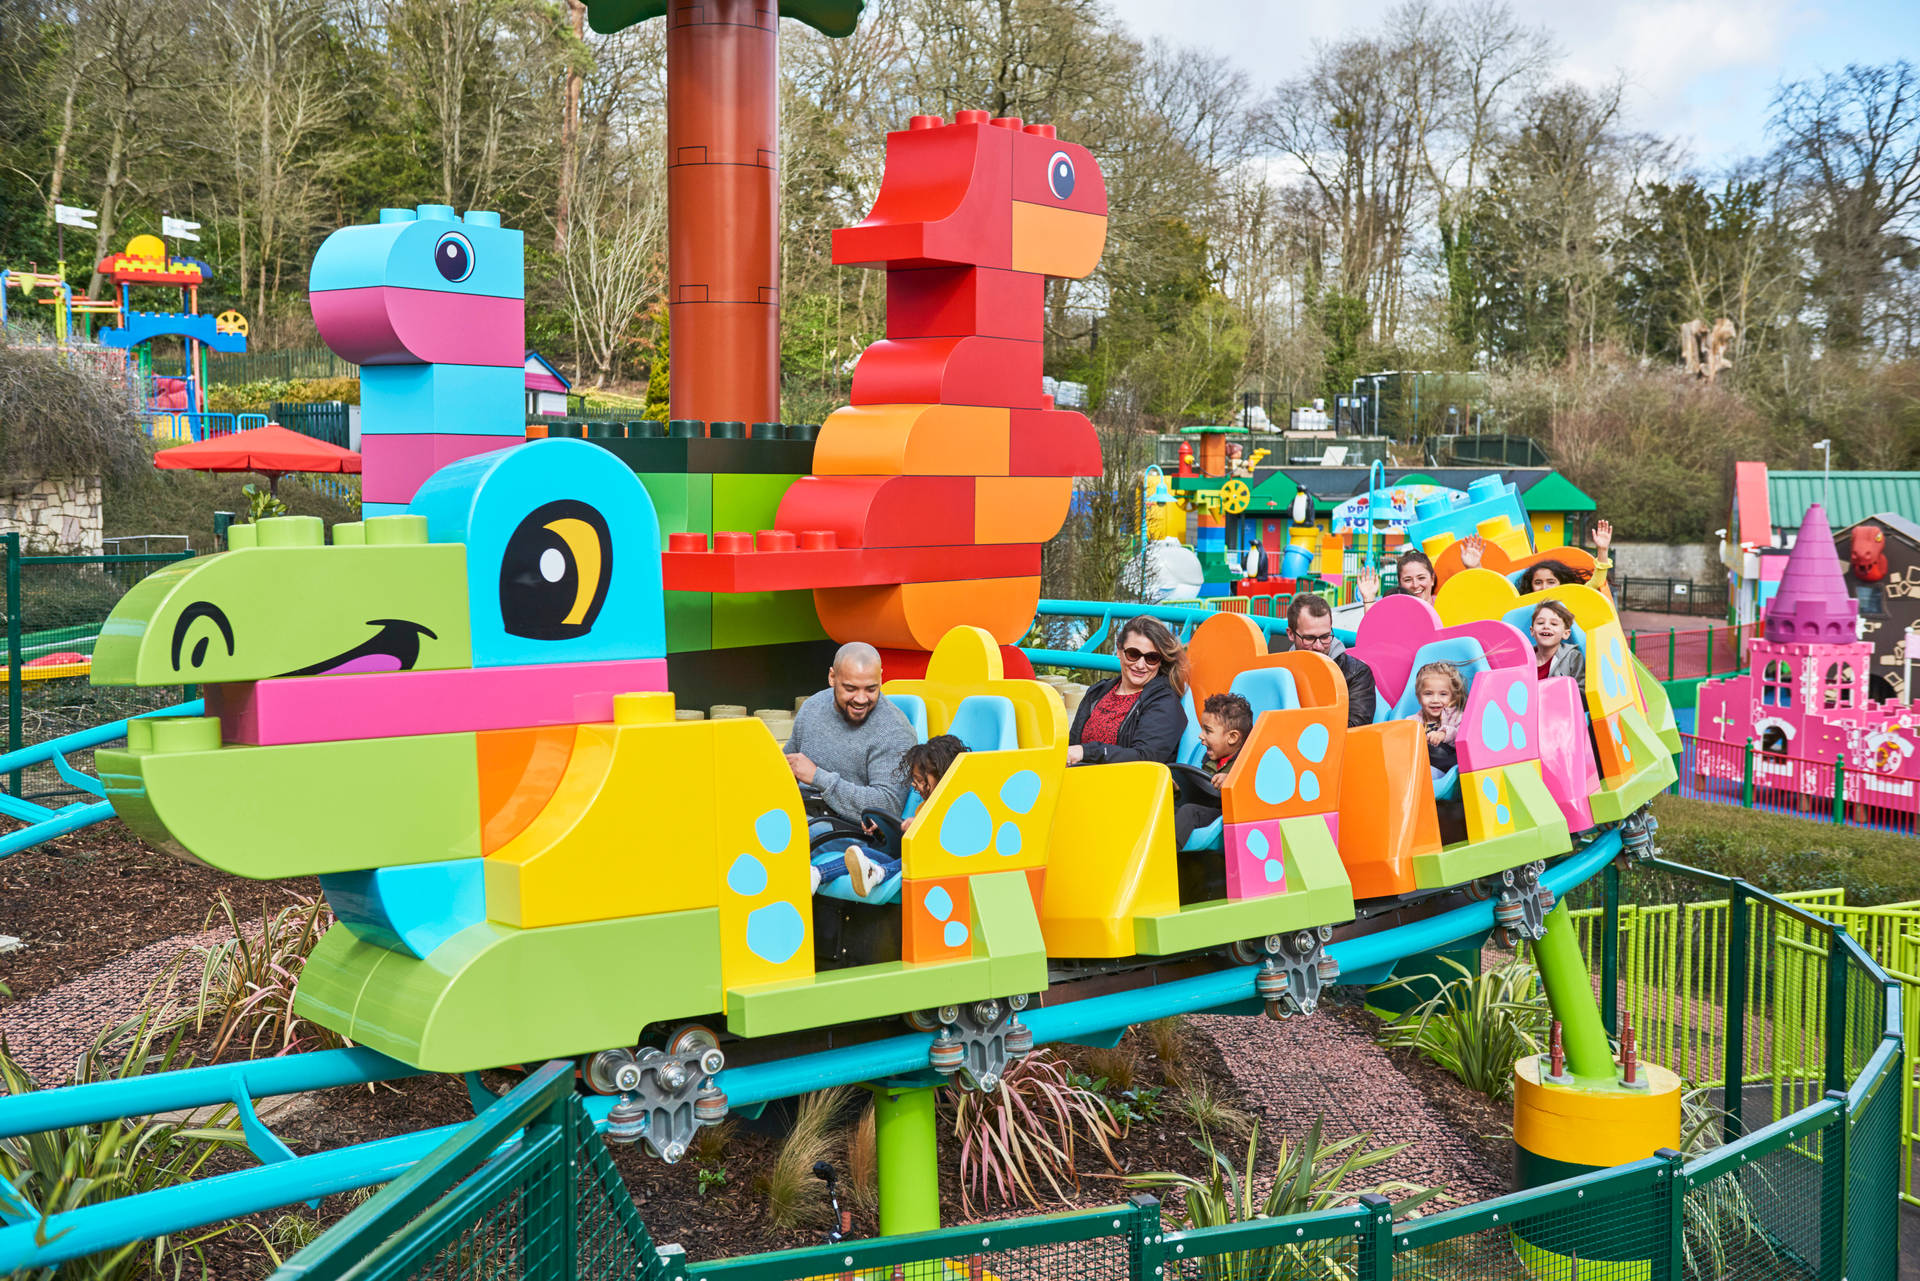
[54,204,97,229]
[161,215,201,242]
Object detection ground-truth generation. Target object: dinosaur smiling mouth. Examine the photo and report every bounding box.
[286,619,439,677]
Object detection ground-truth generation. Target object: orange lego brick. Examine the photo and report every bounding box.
[903,876,973,964]
[476,726,576,854]
[975,476,1071,544]
[811,403,1012,477]
[815,576,1041,649]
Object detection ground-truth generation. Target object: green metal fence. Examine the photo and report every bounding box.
[150,346,360,385]
[2,532,197,799]
[290,856,1903,1281]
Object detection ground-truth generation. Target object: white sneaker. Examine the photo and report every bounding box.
[810,864,822,894]
[845,848,887,899]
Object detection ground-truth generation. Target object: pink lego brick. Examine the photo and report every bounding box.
[310,287,524,367]
[1224,819,1288,901]
[208,658,669,745]
[1534,677,1597,833]
[361,435,520,504]
[1456,669,1544,772]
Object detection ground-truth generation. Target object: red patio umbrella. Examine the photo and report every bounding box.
[154,423,362,494]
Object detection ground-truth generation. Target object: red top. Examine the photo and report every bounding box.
[1079,688,1140,745]
[1537,659,1552,680]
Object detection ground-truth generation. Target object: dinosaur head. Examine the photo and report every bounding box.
[309,205,525,368]
[1850,524,1889,582]
[833,112,1107,279]
[92,440,666,879]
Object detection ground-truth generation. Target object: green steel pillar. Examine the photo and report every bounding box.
[872,1084,939,1236]
[1531,899,1614,1079]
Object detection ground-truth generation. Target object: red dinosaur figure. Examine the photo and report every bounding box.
[1851,523,1889,583]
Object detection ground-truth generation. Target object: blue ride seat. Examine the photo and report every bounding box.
[1377,637,1494,723]
[888,693,929,744]
[948,695,1018,753]
[1228,666,1300,718]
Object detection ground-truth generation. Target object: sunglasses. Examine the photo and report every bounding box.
[1120,646,1164,666]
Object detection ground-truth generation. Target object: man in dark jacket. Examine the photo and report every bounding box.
[1282,594,1376,727]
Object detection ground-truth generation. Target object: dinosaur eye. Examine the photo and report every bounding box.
[1047,151,1075,200]
[434,232,474,283]
[499,500,613,640]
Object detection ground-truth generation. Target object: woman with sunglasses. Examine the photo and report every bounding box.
[1065,615,1190,766]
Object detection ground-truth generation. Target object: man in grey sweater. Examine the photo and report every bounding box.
[785,642,918,825]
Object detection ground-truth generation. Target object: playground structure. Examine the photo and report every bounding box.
[0,266,120,340]
[1695,502,1920,818]
[89,232,248,443]
[0,59,1900,1281]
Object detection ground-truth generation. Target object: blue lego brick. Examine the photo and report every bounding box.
[1406,474,1529,549]
[1195,526,1227,553]
[363,501,409,519]
[362,365,525,438]
[321,858,485,960]
[309,206,525,299]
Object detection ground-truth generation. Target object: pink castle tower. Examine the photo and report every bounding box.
[1697,504,1920,810]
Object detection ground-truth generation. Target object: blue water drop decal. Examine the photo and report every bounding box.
[1512,724,1527,751]
[939,793,992,857]
[1495,804,1512,826]
[923,885,953,921]
[995,821,1022,857]
[1300,769,1320,803]
[999,770,1042,814]
[1246,827,1270,861]
[746,901,804,965]
[943,920,970,948]
[1264,859,1286,883]
[1610,637,1624,665]
[1506,682,1529,714]
[1480,702,1511,752]
[1255,747,1296,805]
[755,808,791,853]
[1297,722,1330,763]
[1481,775,1500,801]
[726,854,768,898]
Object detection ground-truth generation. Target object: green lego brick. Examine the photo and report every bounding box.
[1588,706,1679,824]
[970,870,1048,994]
[296,908,725,1071]
[98,726,481,878]
[725,955,1005,1038]
[665,591,712,653]
[92,542,472,686]
[711,590,827,650]
[1134,816,1354,955]
[1633,657,1684,755]
[712,472,799,533]
[637,473,713,536]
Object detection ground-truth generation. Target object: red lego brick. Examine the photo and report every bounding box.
[832,116,1012,271]
[660,539,1040,593]
[775,475,975,547]
[1010,130,1109,217]
[886,266,1042,341]
[1008,406,1102,475]
[850,336,1043,409]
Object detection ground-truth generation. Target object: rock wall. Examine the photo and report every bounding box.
[0,474,103,553]
[1611,540,1716,581]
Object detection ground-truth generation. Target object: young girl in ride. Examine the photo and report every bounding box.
[831,735,967,900]
[1531,600,1584,683]
[1356,550,1437,611]
[1413,660,1470,844]
[1458,519,1615,593]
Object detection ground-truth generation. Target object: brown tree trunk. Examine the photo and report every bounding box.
[556,0,585,251]
[665,0,778,425]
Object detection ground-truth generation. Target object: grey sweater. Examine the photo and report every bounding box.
[784,690,917,822]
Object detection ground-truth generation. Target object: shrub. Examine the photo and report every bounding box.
[1143,1017,1187,1079]
[1080,1044,1139,1093]
[1171,1076,1253,1139]
[1129,1118,1438,1277]
[0,1013,258,1279]
[0,339,149,487]
[757,1087,851,1230]
[1677,1087,1779,1276]
[160,892,344,1060]
[949,1049,1121,1215]
[845,1102,877,1217]
[1646,796,1920,905]
[1373,957,1548,1101]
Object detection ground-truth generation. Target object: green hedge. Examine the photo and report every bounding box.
[1647,795,1920,906]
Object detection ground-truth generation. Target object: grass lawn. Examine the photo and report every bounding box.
[1646,794,1920,906]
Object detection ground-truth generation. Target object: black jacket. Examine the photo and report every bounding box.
[1067,673,1187,765]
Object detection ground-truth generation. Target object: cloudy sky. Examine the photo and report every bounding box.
[1105,0,1920,170]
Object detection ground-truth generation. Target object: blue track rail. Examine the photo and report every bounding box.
[0,830,1621,1272]
[0,701,203,859]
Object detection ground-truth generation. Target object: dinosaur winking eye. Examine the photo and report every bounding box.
[499,500,613,641]
[434,231,474,283]
[1047,151,1075,200]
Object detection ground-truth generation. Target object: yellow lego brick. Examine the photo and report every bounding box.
[1039,762,1180,958]
[709,716,814,989]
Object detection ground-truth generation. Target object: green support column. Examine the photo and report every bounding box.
[1531,900,1614,1079]
[872,1084,940,1236]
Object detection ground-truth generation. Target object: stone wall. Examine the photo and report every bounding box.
[0,474,103,553]
[1611,540,1716,581]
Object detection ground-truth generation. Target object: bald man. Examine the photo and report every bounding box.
[785,642,918,825]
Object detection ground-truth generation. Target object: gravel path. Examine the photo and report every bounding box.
[1,926,226,1083]
[1192,1004,1511,1208]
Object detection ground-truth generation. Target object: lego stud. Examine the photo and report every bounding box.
[1023,123,1056,138]
[378,207,415,223]
[667,532,709,553]
[255,516,326,548]
[714,532,753,554]
[331,522,365,546]
[799,530,837,551]
[756,529,797,552]
[144,716,223,755]
[414,203,457,222]
[909,114,943,130]
[364,514,429,546]
[226,523,259,550]
[990,116,1023,130]
[955,109,989,124]
[614,692,675,725]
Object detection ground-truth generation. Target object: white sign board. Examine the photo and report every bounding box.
[54,204,97,229]
[161,216,201,242]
